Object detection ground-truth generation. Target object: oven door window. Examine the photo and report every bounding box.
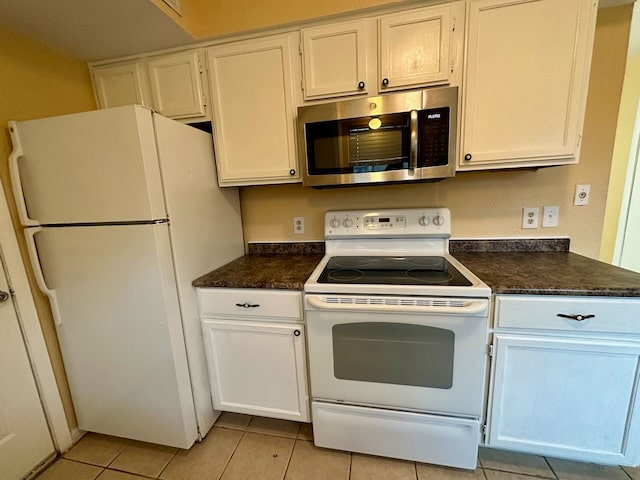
[305,113,411,175]
[332,322,454,389]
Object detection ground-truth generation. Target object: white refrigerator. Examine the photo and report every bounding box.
[8,105,245,448]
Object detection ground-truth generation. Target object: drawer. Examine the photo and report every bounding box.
[494,295,640,335]
[197,288,302,319]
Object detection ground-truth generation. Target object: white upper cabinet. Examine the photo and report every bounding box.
[301,19,373,99]
[301,2,463,101]
[92,62,150,109]
[91,50,209,122]
[459,0,597,171]
[206,32,300,186]
[378,4,454,92]
[147,50,208,120]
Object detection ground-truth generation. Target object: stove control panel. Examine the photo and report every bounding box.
[325,208,451,238]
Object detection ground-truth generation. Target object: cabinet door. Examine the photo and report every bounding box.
[92,62,149,109]
[460,0,596,170]
[206,33,300,186]
[147,51,207,120]
[202,319,310,422]
[378,3,454,91]
[301,19,373,99]
[487,334,640,466]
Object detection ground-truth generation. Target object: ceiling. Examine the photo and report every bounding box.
[0,0,194,62]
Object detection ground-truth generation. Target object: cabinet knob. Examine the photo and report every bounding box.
[358,81,365,89]
[289,169,296,176]
[236,303,260,308]
[557,313,595,322]
[293,329,301,336]
[464,154,472,161]
[0,290,9,303]
[382,78,389,87]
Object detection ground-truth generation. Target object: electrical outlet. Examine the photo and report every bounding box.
[522,207,539,229]
[293,216,304,234]
[574,184,590,206]
[542,206,559,227]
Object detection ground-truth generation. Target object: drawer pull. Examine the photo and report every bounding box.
[557,313,595,322]
[293,329,301,336]
[236,303,260,308]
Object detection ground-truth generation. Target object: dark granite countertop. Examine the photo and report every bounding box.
[192,240,640,297]
[192,253,324,290]
[453,251,640,297]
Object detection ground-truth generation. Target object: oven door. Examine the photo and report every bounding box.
[305,295,489,417]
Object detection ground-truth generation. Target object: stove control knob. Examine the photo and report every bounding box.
[329,217,341,228]
[342,218,354,228]
[418,215,430,227]
[433,214,445,226]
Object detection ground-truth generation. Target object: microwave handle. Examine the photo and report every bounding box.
[409,110,418,175]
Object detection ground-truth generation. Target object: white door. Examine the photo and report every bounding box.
[301,19,373,99]
[378,4,453,91]
[202,319,309,422]
[305,295,489,416]
[0,254,55,480]
[147,50,207,119]
[460,0,596,170]
[487,334,640,465]
[206,32,300,186]
[26,223,198,449]
[92,62,149,109]
[9,105,166,225]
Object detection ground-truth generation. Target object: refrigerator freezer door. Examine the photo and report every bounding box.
[9,105,167,225]
[28,223,197,448]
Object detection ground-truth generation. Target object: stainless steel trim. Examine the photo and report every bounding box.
[409,110,418,175]
[298,86,458,187]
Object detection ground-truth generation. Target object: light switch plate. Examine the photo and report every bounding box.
[542,206,559,227]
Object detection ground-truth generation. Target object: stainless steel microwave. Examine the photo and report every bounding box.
[297,87,457,187]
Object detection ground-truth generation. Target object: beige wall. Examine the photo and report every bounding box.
[158,0,410,39]
[601,2,640,262]
[241,6,633,260]
[0,25,97,430]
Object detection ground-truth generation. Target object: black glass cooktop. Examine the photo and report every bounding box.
[317,256,473,286]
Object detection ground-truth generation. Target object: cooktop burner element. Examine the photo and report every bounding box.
[318,256,472,286]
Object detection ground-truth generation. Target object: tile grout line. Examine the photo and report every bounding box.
[621,466,635,480]
[543,456,560,480]
[348,451,353,480]
[103,466,159,480]
[414,460,418,480]
[104,439,130,469]
[280,436,298,480]
[216,427,249,480]
[151,447,179,479]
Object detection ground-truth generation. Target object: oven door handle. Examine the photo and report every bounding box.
[305,297,488,315]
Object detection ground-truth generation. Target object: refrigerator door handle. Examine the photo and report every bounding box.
[8,122,39,227]
[24,227,62,325]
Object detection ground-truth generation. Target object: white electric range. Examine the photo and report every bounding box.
[304,208,491,469]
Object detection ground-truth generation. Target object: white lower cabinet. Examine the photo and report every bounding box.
[198,289,310,422]
[487,295,640,466]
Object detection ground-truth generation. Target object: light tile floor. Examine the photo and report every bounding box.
[36,413,640,480]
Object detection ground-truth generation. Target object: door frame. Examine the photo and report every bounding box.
[613,98,640,267]
[0,181,72,452]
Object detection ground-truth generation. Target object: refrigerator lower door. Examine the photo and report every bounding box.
[28,223,198,448]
